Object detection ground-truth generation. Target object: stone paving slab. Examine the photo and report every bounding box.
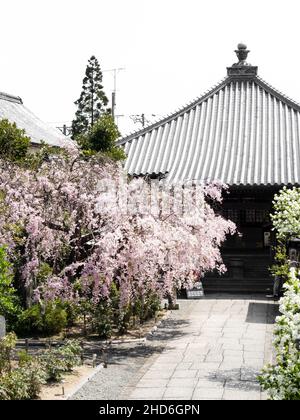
[125,296,278,401]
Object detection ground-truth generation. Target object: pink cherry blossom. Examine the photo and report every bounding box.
[0,149,236,310]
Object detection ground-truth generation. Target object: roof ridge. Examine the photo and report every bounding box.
[117,77,228,145]
[0,91,23,104]
[255,76,300,111]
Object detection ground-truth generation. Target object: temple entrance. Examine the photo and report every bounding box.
[202,188,277,293]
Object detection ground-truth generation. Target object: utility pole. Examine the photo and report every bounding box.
[112,92,116,121]
[103,67,125,122]
[57,124,72,136]
[91,67,94,127]
[130,114,158,128]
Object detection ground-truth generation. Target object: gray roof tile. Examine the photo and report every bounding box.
[0,91,73,148]
[118,61,300,187]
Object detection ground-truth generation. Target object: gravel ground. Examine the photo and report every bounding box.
[70,339,172,400]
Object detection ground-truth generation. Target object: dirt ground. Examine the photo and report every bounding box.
[39,365,96,400]
[36,309,169,400]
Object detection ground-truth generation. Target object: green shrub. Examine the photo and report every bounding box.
[0,335,80,399]
[0,332,17,374]
[43,302,67,335]
[259,271,300,400]
[0,361,46,400]
[117,307,132,335]
[39,350,66,382]
[92,283,121,338]
[0,369,30,400]
[92,287,162,336]
[57,340,81,371]
[0,333,47,400]
[17,301,67,336]
[0,246,21,328]
[18,361,46,399]
[133,293,161,323]
[0,382,9,400]
[17,305,44,335]
[60,301,78,327]
[270,243,290,281]
[39,340,81,382]
[18,349,33,366]
[93,301,114,338]
[76,113,125,161]
[147,293,161,318]
[259,187,300,399]
[0,119,30,162]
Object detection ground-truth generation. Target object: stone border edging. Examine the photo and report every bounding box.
[66,363,105,400]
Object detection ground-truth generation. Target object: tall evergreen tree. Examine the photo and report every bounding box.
[72,56,109,138]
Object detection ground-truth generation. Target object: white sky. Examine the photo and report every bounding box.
[1,0,300,136]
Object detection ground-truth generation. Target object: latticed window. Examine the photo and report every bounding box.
[245,209,269,224]
[223,208,270,224]
[226,209,240,223]
[256,209,269,223]
[245,209,256,223]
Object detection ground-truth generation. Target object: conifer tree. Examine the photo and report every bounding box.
[72,56,109,138]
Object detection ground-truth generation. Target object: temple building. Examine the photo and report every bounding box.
[118,44,300,293]
[0,91,71,148]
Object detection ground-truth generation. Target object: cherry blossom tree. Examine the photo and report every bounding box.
[0,146,236,326]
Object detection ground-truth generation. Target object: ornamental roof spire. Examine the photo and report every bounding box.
[235,43,249,65]
[227,43,258,78]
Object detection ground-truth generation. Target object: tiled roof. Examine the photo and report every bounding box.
[118,46,300,187]
[0,91,73,148]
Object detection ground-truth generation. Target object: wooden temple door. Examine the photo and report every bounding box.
[202,189,276,293]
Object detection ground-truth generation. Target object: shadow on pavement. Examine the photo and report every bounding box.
[83,317,191,367]
[246,302,280,324]
[205,367,262,391]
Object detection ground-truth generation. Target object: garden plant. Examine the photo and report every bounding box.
[259,187,300,400]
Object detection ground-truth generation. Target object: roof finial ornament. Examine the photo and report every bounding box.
[227,43,257,78]
[235,43,249,65]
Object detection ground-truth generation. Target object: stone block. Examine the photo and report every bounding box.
[130,387,166,400]
[192,388,224,400]
[0,316,5,338]
[164,387,194,399]
[168,378,198,388]
[172,369,198,379]
[136,379,169,388]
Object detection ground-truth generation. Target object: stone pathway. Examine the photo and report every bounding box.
[123,295,278,400]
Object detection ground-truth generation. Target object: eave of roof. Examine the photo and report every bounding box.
[255,76,300,112]
[0,91,23,104]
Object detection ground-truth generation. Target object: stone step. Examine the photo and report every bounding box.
[203,287,273,294]
[202,277,273,294]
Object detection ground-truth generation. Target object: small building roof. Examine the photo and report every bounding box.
[118,45,300,187]
[0,91,72,148]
